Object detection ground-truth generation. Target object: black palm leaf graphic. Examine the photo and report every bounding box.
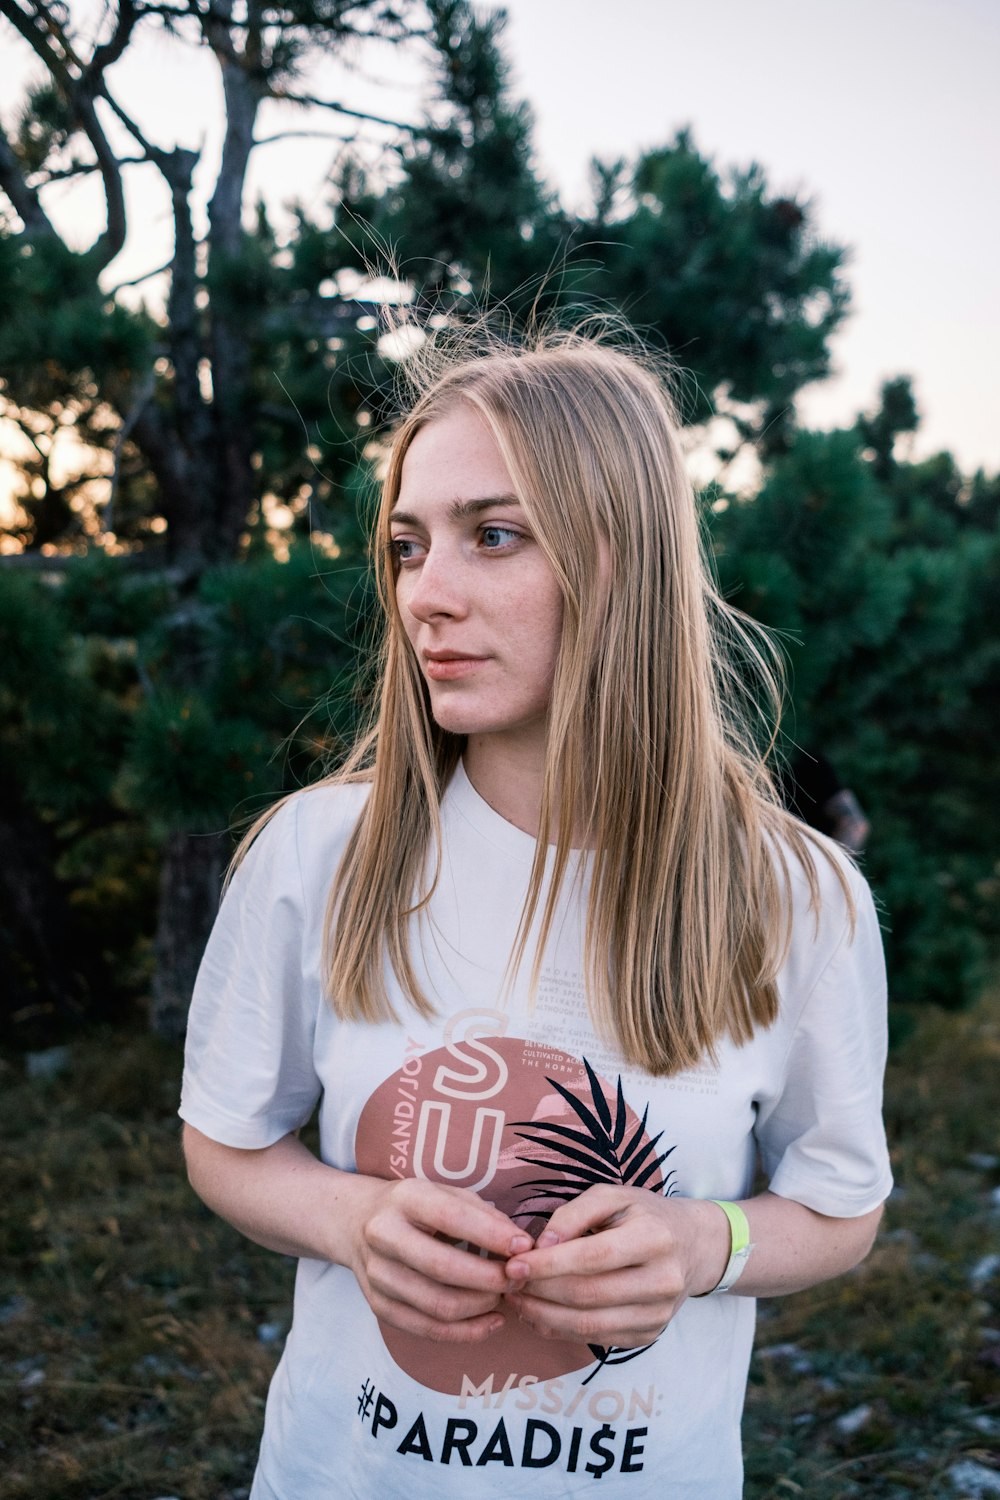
[510,1058,677,1219]
[510,1057,679,1385]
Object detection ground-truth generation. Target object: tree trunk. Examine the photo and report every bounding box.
[0,801,87,1045]
[150,829,230,1041]
[205,9,264,559]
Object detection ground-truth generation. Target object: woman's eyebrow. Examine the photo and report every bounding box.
[389,494,522,525]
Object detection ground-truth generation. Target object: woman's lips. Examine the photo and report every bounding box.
[423,655,487,681]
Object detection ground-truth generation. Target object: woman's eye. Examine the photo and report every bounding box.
[389,537,423,564]
[480,525,521,550]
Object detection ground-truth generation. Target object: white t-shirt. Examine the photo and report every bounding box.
[180,762,892,1500]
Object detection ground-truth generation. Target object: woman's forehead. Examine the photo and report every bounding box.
[394,405,516,508]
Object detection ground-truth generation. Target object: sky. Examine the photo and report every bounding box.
[495,0,1000,473]
[1,0,998,502]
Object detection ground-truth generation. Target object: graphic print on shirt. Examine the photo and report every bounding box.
[354,1008,679,1397]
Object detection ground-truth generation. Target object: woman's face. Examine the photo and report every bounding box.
[390,403,564,762]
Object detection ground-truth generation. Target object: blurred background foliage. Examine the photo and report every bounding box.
[0,0,997,1046]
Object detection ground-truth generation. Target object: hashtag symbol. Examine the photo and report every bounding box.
[357,1379,375,1420]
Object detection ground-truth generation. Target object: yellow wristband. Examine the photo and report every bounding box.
[695,1199,753,1296]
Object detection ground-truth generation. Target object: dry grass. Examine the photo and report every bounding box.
[744,993,1000,1497]
[1,993,998,1499]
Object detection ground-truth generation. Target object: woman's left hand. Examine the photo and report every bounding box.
[502,1187,731,1348]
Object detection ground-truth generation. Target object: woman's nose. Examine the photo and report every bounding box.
[402,543,470,623]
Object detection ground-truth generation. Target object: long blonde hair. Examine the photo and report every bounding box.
[236,327,851,1076]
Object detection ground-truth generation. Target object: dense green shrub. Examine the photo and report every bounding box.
[0,542,375,1042]
[3,411,996,1036]
[712,415,999,1010]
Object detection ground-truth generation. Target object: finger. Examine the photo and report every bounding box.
[506,1220,645,1285]
[393,1180,533,1260]
[368,1256,505,1325]
[371,1182,532,1292]
[505,1262,683,1314]
[538,1184,637,1244]
[371,1291,507,1344]
[507,1290,670,1348]
[373,1216,517,1295]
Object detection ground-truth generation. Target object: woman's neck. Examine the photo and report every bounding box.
[462,735,591,848]
[463,735,545,839]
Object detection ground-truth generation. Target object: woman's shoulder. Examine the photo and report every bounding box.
[786,821,865,895]
[234,776,372,891]
[285,774,372,829]
[771,820,880,960]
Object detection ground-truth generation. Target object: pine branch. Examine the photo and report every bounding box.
[133,1,194,19]
[106,368,156,535]
[0,0,129,268]
[28,155,148,187]
[87,0,140,78]
[105,258,174,293]
[0,1,76,92]
[271,87,417,133]
[0,127,57,238]
[94,86,168,165]
[251,128,360,147]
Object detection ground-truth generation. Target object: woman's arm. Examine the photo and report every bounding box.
[502,1185,884,1348]
[728,1190,883,1297]
[182,1126,883,1349]
[182,1124,533,1343]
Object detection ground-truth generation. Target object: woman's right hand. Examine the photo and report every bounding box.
[182,1126,530,1343]
[346,1175,533,1343]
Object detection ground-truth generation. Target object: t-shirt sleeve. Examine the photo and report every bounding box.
[179,796,322,1149]
[755,871,894,1217]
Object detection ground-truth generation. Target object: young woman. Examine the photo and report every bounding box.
[180,332,892,1499]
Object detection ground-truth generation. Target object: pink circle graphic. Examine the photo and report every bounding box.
[355,1034,668,1395]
